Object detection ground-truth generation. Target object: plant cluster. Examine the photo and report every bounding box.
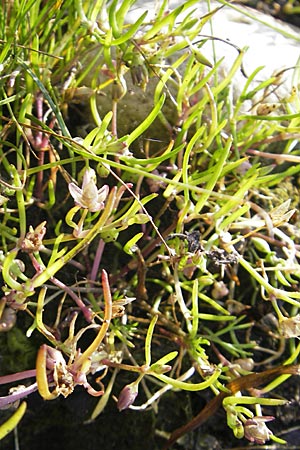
[0,0,300,448]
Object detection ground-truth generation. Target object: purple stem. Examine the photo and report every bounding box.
[0,369,36,385]
[90,239,105,282]
[0,382,38,408]
[51,277,93,323]
[34,94,45,200]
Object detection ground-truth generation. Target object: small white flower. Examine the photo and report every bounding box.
[68,168,109,212]
[21,221,47,252]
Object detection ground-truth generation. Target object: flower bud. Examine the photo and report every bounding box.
[232,358,254,372]
[278,314,300,338]
[211,281,229,299]
[244,416,274,445]
[251,237,271,254]
[117,381,139,411]
[0,307,16,332]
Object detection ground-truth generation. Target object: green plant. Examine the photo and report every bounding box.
[1,1,300,448]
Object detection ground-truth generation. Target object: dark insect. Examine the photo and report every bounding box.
[166,230,203,253]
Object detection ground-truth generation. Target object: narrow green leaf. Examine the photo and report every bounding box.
[125,94,166,146]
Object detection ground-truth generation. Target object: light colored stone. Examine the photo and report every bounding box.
[92,1,300,145]
[128,1,300,80]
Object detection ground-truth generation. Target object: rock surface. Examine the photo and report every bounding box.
[91,1,300,145]
[127,0,300,78]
